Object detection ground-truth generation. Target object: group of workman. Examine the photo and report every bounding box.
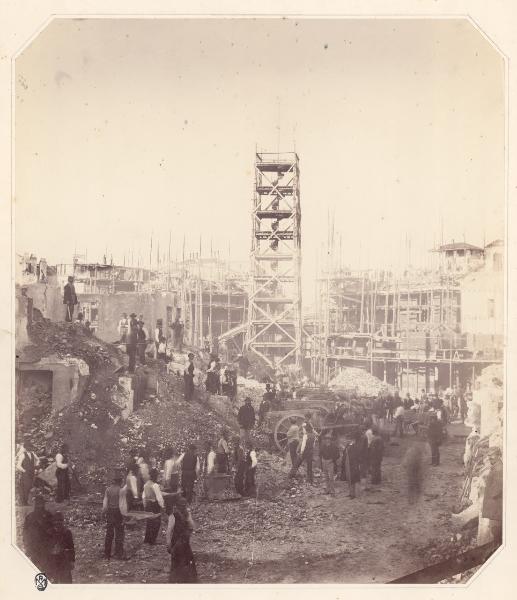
[117,312,185,374]
[18,427,262,584]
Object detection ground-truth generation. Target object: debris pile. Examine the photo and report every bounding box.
[25,310,122,370]
[328,367,393,396]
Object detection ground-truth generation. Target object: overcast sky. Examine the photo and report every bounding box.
[15,18,505,289]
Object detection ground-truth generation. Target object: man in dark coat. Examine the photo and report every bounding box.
[166,496,198,583]
[63,276,78,322]
[427,413,443,466]
[184,353,195,401]
[368,428,384,485]
[341,430,363,498]
[258,385,272,427]
[181,444,200,503]
[47,512,75,583]
[126,313,138,373]
[232,437,246,496]
[23,496,54,573]
[237,397,255,444]
[16,440,40,506]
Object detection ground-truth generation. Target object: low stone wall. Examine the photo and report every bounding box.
[16,355,90,412]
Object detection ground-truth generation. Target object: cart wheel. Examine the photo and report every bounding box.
[274,413,305,452]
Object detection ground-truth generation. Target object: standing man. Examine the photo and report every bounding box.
[55,444,72,503]
[459,392,468,424]
[23,496,53,573]
[215,429,230,474]
[342,431,362,499]
[172,316,184,352]
[180,444,201,504]
[201,440,217,500]
[126,313,138,373]
[403,444,425,504]
[47,512,75,583]
[286,417,301,468]
[102,471,128,559]
[154,319,163,359]
[184,353,196,401]
[243,441,258,497]
[16,439,40,506]
[320,435,339,496]
[368,428,384,485]
[258,386,272,427]
[233,436,246,496]
[237,397,256,444]
[394,403,405,438]
[118,313,129,343]
[63,276,78,322]
[427,413,444,466]
[166,496,198,583]
[136,320,148,365]
[142,470,165,544]
[289,421,316,484]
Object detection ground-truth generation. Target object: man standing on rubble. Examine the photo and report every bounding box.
[368,428,384,485]
[289,418,316,484]
[180,444,201,503]
[286,416,301,467]
[320,435,339,496]
[136,319,148,365]
[237,397,256,444]
[16,438,40,506]
[126,313,138,373]
[184,353,196,401]
[258,384,273,427]
[47,512,75,583]
[102,471,128,559]
[23,495,54,573]
[55,443,72,503]
[63,276,78,322]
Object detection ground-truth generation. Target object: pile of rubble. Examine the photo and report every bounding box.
[328,367,394,396]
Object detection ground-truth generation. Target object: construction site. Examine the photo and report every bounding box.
[15,150,504,585]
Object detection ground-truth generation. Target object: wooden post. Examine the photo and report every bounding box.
[359,274,365,334]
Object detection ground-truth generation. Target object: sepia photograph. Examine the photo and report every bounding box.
[9,13,507,588]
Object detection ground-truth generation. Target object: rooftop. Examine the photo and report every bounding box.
[437,242,483,252]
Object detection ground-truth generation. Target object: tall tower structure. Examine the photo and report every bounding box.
[245,151,302,370]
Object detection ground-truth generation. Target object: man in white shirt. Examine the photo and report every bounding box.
[55,444,72,503]
[201,440,217,500]
[394,404,405,437]
[244,442,258,497]
[102,472,128,560]
[118,313,129,343]
[142,470,165,544]
[16,440,40,505]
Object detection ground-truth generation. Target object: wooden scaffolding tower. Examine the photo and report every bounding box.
[245,151,303,369]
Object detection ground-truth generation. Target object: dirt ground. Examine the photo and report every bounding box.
[17,420,468,584]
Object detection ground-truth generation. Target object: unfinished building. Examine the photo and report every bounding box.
[310,241,504,393]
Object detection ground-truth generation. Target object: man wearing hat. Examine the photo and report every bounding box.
[237,397,256,444]
[47,511,75,583]
[427,413,444,466]
[23,495,54,573]
[166,495,198,582]
[16,437,40,506]
[63,276,78,322]
[101,470,128,560]
[126,313,138,373]
[184,353,196,401]
[320,435,339,496]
